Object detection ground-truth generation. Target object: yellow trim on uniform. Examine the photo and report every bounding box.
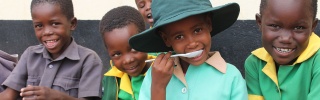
[104,55,157,96]
[248,94,264,100]
[252,32,320,88]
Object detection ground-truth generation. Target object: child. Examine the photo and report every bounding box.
[0,0,103,99]
[135,0,153,27]
[0,50,18,92]
[245,0,319,99]
[129,0,248,99]
[99,6,156,100]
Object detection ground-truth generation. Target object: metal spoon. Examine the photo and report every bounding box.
[145,50,203,62]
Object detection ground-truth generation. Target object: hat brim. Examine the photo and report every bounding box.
[129,3,240,52]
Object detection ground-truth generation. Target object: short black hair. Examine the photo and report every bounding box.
[99,6,145,36]
[31,0,74,20]
[260,0,318,19]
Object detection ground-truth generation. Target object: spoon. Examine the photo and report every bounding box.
[145,50,203,62]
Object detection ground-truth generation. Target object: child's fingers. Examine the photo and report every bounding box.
[154,53,165,65]
[164,57,175,72]
[20,90,37,97]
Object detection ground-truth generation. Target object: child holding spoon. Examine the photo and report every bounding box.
[129,0,247,99]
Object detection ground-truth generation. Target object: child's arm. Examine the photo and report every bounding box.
[227,64,248,100]
[20,85,99,100]
[245,55,264,100]
[151,52,174,100]
[0,87,19,100]
[307,56,320,100]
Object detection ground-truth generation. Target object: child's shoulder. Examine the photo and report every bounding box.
[225,63,242,76]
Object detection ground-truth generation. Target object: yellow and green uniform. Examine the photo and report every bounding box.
[102,55,156,100]
[245,33,320,100]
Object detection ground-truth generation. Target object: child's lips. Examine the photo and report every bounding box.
[44,39,59,49]
[273,46,296,57]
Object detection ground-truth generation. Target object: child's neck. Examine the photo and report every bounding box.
[179,58,190,74]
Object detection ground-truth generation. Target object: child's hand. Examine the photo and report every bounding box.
[20,85,61,100]
[151,52,175,88]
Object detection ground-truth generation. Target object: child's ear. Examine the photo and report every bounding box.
[311,18,318,33]
[159,31,171,47]
[255,13,262,30]
[70,17,77,31]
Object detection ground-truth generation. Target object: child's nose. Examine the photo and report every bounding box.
[123,55,134,65]
[43,28,53,36]
[278,30,293,44]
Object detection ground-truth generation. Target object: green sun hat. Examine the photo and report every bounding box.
[129,0,240,52]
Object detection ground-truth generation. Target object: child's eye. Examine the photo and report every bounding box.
[112,52,121,57]
[194,28,202,34]
[52,22,59,26]
[34,24,43,29]
[174,35,184,40]
[294,26,304,30]
[131,48,138,53]
[268,24,280,31]
[139,3,145,8]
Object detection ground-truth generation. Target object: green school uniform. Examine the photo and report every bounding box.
[139,52,248,100]
[245,33,320,100]
[102,55,156,100]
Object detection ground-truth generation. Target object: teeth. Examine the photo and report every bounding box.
[46,40,57,43]
[129,66,136,70]
[276,47,293,53]
[147,14,152,18]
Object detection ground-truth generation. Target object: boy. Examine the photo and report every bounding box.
[245,0,319,100]
[0,50,17,92]
[99,6,156,100]
[0,0,103,100]
[129,0,248,99]
[135,0,153,27]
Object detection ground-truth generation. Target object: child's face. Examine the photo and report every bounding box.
[256,0,318,65]
[104,23,148,77]
[160,14,212,66]
[135,0,153,26]
[32,3,77,59]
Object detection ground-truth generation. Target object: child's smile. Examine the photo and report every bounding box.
[256,0,317,65]
[104,23,148,76]
[31,3,76,59]
[160,14,212,66]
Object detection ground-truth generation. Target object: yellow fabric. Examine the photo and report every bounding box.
[104,55,157,95]
[252,32,320,88]
[248,94,264,100]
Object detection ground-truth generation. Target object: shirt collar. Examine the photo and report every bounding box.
[33,37,80,61]
[173,51,227,86]
[252,32,320,65]
[104,55,156,95]
[251,32,320,87]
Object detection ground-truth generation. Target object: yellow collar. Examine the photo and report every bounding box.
[173,51,227,86]
[104,55,156,95]
[252,32,320,87]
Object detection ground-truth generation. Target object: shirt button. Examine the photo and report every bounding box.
[181,87,187,94]
[49,65,53,68]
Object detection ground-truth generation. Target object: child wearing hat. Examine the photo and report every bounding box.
[129,0,248,99]
[99,6,156,100]
[245,0,320,99]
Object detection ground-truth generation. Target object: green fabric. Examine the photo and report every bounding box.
[118,89,132,100]
[129,0,240,52]
[131,75,145,100]
[245,49,320,100]
[139,63,247,100]
[102,76,118,100]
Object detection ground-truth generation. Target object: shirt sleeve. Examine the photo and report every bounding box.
[78,52,103,98]
[245,54,264,100]
[227,64,248,100]
[2,47,30,91]
[307,54,320,100]
[138,68,152,100]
